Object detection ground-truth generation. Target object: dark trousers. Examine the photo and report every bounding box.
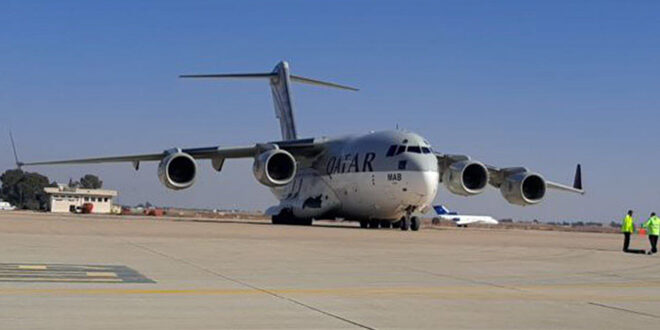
[623,233,646,254]
[650,235,659,254]
[623,232,631,251]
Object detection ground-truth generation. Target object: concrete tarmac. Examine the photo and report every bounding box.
[0,211,658,329]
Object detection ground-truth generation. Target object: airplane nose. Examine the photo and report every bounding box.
[401,153,437,172]
[418,171,439,204]
[402,155,439,206]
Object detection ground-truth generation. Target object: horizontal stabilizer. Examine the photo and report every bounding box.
[179,73,275,79]
[290,75,359,91]
[180,61,358,141]
[180,72,358,91]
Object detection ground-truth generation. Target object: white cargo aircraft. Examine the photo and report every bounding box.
[432,205,499,227]
[18,61,584,231]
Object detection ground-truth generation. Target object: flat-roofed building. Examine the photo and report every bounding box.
[44,186,118,214]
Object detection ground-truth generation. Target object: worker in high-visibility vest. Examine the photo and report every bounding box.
[621,210,636,252]
[642,212,660,255]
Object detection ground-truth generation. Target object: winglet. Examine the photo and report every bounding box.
[573,164,582,190]
[9,131,23,169]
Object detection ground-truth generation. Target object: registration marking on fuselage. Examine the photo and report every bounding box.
[0,263,154,283]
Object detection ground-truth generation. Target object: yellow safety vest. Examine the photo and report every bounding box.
[621,215,634,233]
[642,216,660,236]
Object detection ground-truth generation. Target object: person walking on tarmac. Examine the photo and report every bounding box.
[621,210,645,254]
[642,212,660,255]
[622,210,635,251]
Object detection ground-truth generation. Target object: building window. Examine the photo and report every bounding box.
[91,197,96,202]
[84,197,89,201]
[104,198,108,202]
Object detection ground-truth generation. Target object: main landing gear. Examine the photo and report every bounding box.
[271,210,312,226]
[359,216,420,231]
[359,219,394,229]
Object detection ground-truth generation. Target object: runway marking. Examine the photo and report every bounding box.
[588,302,660,319]
[86,272,117,277]
[18,265,47,270]
[1,283,659,302]
[0,278,123,283]
[124,239,375,330]
[0,263,153,283]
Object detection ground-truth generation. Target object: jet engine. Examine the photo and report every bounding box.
[499,171,546,206]
[252,149,297,187]
[442,160,489,196]
[158,151,197,190]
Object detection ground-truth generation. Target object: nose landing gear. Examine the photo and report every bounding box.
[399,215,420,231]
[410,216,421,231]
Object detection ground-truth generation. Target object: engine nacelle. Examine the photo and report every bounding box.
[499,171,546,206]
[442,160,489,196]
[252,149,296,187]
[158,151,197,190]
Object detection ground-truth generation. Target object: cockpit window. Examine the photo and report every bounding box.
[386,145,397,157]
[386,145,433,157]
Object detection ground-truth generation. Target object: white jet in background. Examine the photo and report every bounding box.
[0,200,16,211]
[432,205,498,227]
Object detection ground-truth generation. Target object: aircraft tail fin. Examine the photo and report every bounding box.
[180,61,358,141]
[434,205,450,215]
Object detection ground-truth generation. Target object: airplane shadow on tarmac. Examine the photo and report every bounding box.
[180,218,373,230]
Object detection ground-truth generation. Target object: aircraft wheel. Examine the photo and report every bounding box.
[368,219,380,229]
[410,216,421,231]
[274,209,294,225]
[359,220,369,228]
[380,220,392,229]
[298,218,313,226]
[271,215,282,225]
[431,217,440,225]
[400,217,410,231]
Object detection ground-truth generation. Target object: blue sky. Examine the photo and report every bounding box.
[2,1,659,222]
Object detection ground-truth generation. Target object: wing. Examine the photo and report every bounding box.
[486,163,584,195]
[19,138,326,169]
[436,153,584,205]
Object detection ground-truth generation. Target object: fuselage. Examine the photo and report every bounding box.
[439,215,499,225]
[271,130,439,221]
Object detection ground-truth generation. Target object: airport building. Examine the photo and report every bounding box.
[44,186,118,214]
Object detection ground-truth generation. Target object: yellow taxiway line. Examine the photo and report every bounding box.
[0,282,659,302]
